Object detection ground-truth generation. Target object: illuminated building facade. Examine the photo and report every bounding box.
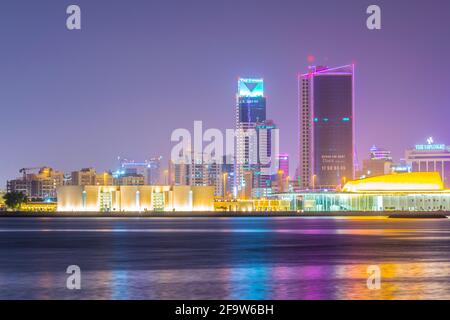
[241,171,254,200]
[390,161,412,174]
[405,138,450,188]
[57,185,215,212]
[370,145,392,161]
[214,199,291,212]
[169,152,190,187]
[274,172,450,212]
[117,156,163,185]
[235,78,266,197]
[71,168,96,186]
[298,65,355,190]
[95,172,113,186]
[253,120,278,198]
[147,156,163,185]
[169,152,222,196]
[277,153,289,178]
[358,146,392,178]
[7,167,64,200]
[221,154,234,199]
[20,202,57,212]
[116,174,145,186]
[190,153,223,196]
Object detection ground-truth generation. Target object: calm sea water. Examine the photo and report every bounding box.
[0,216,450,300]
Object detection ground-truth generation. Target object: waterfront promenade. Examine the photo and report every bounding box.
[0,211,448,218]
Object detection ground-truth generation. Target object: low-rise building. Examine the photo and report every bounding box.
[357,146,392,178]
[71,168,96,186]
[405,138,450,187]
[95,172,114,186]
[57,185,215,212]
[272,172,450,212]
[214,199,291,212]
[115,174,145,186]
[7,167,64,200]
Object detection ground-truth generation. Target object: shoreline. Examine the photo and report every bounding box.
[0,211,448,219]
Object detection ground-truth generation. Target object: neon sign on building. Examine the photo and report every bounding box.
[415,137,446,151]
[238,78,264,97]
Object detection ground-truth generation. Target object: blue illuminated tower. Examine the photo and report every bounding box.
[234,78,267,198]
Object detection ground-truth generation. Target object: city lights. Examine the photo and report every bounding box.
[2,0,450,305]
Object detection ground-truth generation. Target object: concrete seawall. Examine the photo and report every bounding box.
[0,211,448,218]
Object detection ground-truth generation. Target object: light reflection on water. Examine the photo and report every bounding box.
[0,217,450,299]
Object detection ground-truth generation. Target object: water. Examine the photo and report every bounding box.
[1,216,450,300]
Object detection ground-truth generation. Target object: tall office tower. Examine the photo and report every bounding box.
[189,153,223,196]
[298,65,355,189]
[253,120,279,198]
[169,152,222,195]
[207,160,223,196]
[147,156,163,185]
[235,78,266,197]
[221,154,234,199]
[190,152,209,186]
[277,153,289,178]
[169,159,189,186]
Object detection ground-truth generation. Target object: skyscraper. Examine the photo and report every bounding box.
[298,65,355,189]
[277,153,289,178]
[235,78,266,196]
[147,156,163,185]
[168,158,189,186]
[253,120,278,198]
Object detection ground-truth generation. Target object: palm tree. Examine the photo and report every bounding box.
[3,191,27,211]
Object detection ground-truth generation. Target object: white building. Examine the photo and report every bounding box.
[405,138,450,188]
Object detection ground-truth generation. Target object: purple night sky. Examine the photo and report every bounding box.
[1,0,450,186]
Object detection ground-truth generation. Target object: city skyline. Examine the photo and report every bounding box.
[1,0,450,188]
[3,0,450,304]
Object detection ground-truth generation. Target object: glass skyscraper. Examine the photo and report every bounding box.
[235,78,267,197]
[298,65,355,189]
